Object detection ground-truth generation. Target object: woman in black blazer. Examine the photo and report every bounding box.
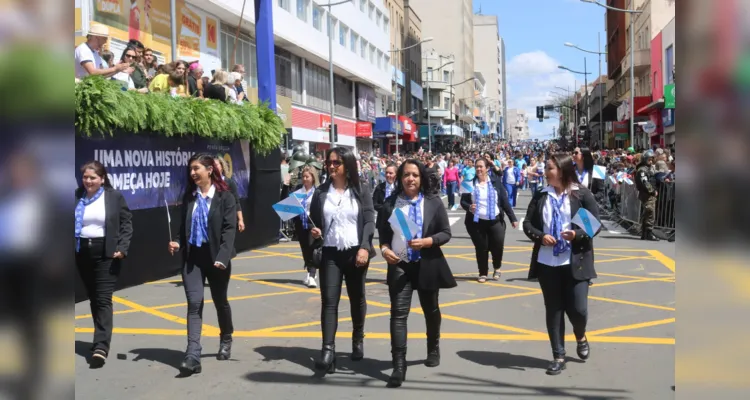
[460,158,518,282]
[168,154,237,375]
[573,147,604,195]
[372,162,398,214]
[522,153,600,375]
[377,159,456,388]
[309,147,375,374]
[75,161,132,368]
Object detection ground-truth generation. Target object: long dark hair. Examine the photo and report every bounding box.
[78,160,113,193]
[120,45,138,64]
[394,159,429,196]
[549,153,578,190]
[184,153,229,198]
[578,147,595,172]
[326,147,360,190]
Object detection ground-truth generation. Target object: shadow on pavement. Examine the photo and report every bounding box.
[457,350,584,372]
[248,346,422,386]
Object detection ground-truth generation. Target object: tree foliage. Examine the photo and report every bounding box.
[75,76,285,154]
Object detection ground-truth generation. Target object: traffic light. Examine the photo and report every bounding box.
[329,124,338,143]
[536,106,544,122]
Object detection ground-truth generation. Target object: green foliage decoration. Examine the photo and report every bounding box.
[75,76,285,154]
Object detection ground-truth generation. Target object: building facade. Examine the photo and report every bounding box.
[410,0,476,137]
[472,14,502,138]
[506,109,529,142]
[498,37,508,140]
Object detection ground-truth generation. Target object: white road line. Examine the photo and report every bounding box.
[448,217,460,226]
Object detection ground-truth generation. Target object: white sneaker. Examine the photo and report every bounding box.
[307,275,318,288]
[302,274,310,286]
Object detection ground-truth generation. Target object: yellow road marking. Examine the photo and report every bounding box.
[596,256,654,263]
[589,296,675,311]
[252,250,304,259]
[232,254,287,260]
[111,296,219,334]
[647,250,675,273]
[74,327,673,344]
[439,313,546,335]
[440,290,542,308]
[592,277,673,287]
[598,272,675,281]
[467,280,540,292]
[587,318,675,336]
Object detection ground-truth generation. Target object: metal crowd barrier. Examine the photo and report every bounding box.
[597,178,675,238]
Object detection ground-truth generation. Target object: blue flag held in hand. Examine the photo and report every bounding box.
[571,208,602,238]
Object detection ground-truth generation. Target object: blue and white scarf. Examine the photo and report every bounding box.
[189,192,209,247]
[301,187,314,230]
[576,169,588,184]
[549,193,571,256]
[406,193,424,262]
[385,182,394,199]
[473,180,496,223]
[75,187,105,252]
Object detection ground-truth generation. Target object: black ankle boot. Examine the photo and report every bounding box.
[217,335,232,360]
[314,344,336,374]
[388,352,407,388]
[351,330,364,361]
[546,358,566,375]
[179,356,202,375]
[424,340,440,367]
[577,338,590,360]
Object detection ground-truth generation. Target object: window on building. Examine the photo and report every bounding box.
[369,2,375,19]
[220,25,258,88]
[339,23,348,47]
[312,5,323,31]
[444,97,450,109]
[383,17,389,34]
[328,16,337,38]
[377,51,383,69]
[305,62,331,111]
[297,0,309,22]
[443,70,449,82]
[384,54,390,70]
[275,51,293,99]
[665,45,674,83]
[360,0,366,12]
[369,44,375,64]
[278,0,290,12]
[427,67,433,81]
[350,32,358,53]
[291,55,303,103]
[360,39,367,59]
[376,10,382,27]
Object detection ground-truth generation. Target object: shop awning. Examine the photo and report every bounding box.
[637,98,665,114]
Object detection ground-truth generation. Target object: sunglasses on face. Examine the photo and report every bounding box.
[124,54,136,59]
[573,151,579,155]
[326,160,343,167]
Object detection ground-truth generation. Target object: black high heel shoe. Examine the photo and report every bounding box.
[217,336,232,360]
[577,338,590,360]
[351,330,364,361]
[388,353,407,388]
[314,345,336,374]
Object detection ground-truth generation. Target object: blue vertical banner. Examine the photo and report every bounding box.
[75,135,251,210]
[255,0,277,113]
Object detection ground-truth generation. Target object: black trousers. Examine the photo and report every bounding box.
[466,218,506,276]
[294,218,317,276]
[537,263,589,359]
[320,247,368,346]
[388,261,441,355]
[182,245,233,359]
[76,238,120,355]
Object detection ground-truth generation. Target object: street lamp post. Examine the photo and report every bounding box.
[323,0,353,147]
[558,65,591,145]
[388,37,433,155]
[581,0,643,148]
[565,37,607,147]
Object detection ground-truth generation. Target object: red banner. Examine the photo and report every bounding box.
[355,122,372,138]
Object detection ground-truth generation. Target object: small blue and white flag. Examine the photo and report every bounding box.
[388,208,419,240]
[272,195,306,221]
[623,177,633,185]
[609,176,618,185]
[616,172,625,182]
[592,165,607,180]
[572,208,602,238]
[459,180,474,194]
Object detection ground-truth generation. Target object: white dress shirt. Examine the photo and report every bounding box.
[192,184,216,217]
[80,194,106,239]
[389,195,425,261]
[577,169,590,188]
[323,186,360,250]
[537,185,577,267]
[471,180,500,220]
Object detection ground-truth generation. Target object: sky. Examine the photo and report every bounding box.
[477,0,608,140]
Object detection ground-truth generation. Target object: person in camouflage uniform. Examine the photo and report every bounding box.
[634,150,660,241]
[288,147,323,189]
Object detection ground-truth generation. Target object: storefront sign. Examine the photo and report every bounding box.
[76,134,250,210]
[410,80,423,101]
[662,108,674,127]
[390,66,405,87]
[642,121,657,134]
[356,84,376,123]
[664,83,675,109]
[355,122,372,138]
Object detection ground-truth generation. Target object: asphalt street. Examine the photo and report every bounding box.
[75,188,676,400]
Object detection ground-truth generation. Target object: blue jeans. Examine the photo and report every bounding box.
[529,181,539,195]
[446,181,457,207]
